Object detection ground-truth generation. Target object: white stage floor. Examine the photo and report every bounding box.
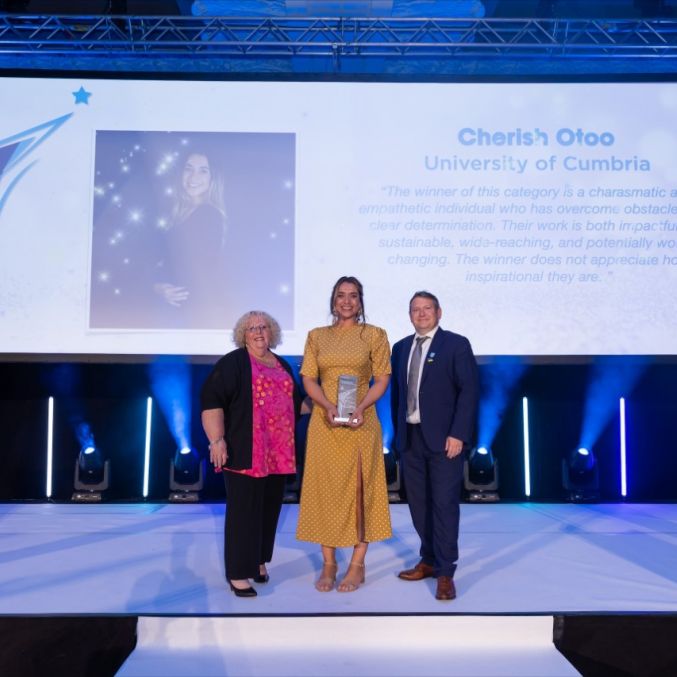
[1,502,676,616]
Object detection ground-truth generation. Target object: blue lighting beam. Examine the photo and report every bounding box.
[477,358,527,450]
[579,359,645,452]
[148,358,192,451]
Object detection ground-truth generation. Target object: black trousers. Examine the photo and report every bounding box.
[402,423,464,578]
[222,471,286,581]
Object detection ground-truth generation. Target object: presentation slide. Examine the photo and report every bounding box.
[0,78,675,356]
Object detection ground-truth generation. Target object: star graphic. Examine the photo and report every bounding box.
[73,86,92,105]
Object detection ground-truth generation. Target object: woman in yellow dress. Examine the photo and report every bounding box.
[297,276,392,592]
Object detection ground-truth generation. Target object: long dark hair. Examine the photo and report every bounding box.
[330,275,365,325]
[172,149,227,230]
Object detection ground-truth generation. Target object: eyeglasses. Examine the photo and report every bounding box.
[246,324,270,334]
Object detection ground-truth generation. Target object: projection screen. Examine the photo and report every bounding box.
[0,78,675,356]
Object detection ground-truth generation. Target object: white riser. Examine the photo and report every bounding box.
[117,615,579,676]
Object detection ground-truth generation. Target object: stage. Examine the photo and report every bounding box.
[2,502,676,616]
[2,502,677,675]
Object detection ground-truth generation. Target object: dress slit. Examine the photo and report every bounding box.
[355,449,366,543]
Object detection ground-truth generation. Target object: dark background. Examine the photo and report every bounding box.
[1,357,675,502]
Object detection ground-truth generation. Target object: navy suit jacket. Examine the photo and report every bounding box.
[391,327,479,454]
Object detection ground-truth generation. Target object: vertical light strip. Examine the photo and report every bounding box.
[522,396,531,498]
[46,397,54,498]
[143,397,153,498]
[620,397,627,498]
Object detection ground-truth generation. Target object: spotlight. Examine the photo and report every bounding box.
[72,444,110,502]
[169,446,204,502]
[464,446,499,502]
[383,447,401,502]
[562,447,599,502]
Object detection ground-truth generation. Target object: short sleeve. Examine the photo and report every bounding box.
[300,329,319,379]
[370,326,392,377]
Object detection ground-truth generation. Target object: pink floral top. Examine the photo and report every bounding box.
[228,353,296,478]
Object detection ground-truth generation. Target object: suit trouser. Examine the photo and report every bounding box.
[402,423,464,578]
[223,471,286,580]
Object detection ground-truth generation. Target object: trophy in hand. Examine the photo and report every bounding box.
[335,374,358,424]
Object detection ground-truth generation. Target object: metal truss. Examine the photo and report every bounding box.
[1,14,676,62]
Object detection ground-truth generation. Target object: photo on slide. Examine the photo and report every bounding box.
[89,130,295,331]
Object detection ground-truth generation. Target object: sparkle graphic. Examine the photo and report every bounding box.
[98,271,110,282]
[109,230,124,245]
[72,86,92,105]
[128,209,143,223]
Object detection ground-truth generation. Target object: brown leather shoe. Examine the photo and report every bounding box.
[398,560,435,581]
[435,576,456,601]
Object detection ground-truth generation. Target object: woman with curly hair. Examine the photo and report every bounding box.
[201,310,306,597]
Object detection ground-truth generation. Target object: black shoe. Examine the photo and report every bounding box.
[229,581,257,597]
[253,572,270,584]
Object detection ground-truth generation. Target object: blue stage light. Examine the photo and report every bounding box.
[522,397,531,498]
[620,397,627,498]
[73,440,110,502]
[464,446,499,502]
[169,446,204,502]
[46,397,54,499]
[143,397,153,499]
[563,446,599,502]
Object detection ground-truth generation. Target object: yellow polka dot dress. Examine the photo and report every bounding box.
[296,324,393,547]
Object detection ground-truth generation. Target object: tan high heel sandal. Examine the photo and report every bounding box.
[315,561,338,592]
[337,560,365,593]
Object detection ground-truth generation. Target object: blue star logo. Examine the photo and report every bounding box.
[73,86,92,105]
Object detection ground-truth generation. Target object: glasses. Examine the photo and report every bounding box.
[246,324,270,334]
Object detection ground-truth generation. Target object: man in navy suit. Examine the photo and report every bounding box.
[391,291,479,600]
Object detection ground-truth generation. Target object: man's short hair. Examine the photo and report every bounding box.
[409,290,440,312]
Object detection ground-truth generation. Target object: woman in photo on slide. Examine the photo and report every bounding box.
[296,276,393,592]
[201,311,308,597]
[154,150,227,326]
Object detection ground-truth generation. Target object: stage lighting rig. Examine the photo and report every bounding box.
[72,444,110,502]
[562,447,599,502]
[464,446,499,502]
[169,446,204,502]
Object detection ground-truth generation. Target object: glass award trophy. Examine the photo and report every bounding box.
[335,374,358,423]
